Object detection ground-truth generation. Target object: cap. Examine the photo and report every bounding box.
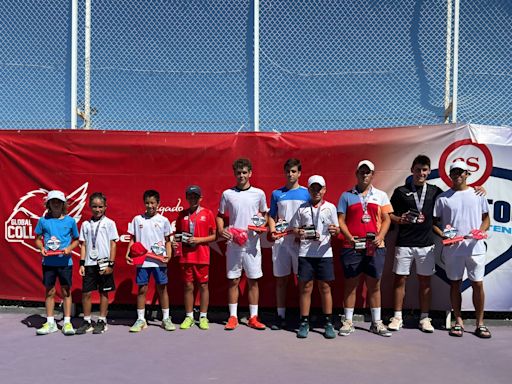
[357,160,375,171]
[46,190,66,202]
[185,185,202,196]
[449,160,469,172]
[308,175,326,187]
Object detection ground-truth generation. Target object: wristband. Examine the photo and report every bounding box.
[79,260,85,267]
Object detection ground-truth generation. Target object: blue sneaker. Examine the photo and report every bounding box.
[297,321,309,339]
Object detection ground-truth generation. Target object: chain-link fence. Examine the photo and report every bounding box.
[0,0,510,131]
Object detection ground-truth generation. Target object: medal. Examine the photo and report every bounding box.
[353,186,373,225]
[89,249,99,260]
[411,183,427,224]
[361,214,371,223]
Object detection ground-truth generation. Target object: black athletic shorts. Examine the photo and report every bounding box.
[42,265,73,288]
[82,266,115,293]
[298,257,334,282]
[340,247,386,279]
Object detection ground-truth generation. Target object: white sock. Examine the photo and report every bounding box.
[83,316,92,323]
[137,309,145,320]
[64,316,71,324]
[47,316,55,324]
[420,312,429,320]
[344,308,354,321]
[228,303,238,317]
[371,307,381,322]
[200,312,207,318]
[162,308,170,320]
[186,312,194,319]
[98,316,106,322]
[277,307,286,319]
[394,311,402,319]
[249,304,258,318]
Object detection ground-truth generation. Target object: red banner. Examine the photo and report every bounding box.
[2,125,493,309]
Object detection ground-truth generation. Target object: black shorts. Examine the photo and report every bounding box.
[340,247,386,279]
[82,266,115,293]
[42,265,73,288]
[298,257,334,282]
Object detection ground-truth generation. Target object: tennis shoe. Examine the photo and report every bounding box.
[388,316,403,331]
[76,320,94,335]
[162,317,176,331]
[62,322,75,336]
[36,321,58,335]
[180,316,195,330]
[224,316,239,331]
[324,322,336,339]
[370,320,392,337]
[247,316,266,330]
[296,321,309,339]
[419,317,434,333]
[129,319,147,333]
[270,315,287,330]
[199,317,209,330]
[93,320,108,334]
[338,319,355,336]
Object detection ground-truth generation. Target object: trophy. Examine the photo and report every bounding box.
[97,258,110,272]
[45,236,64,256]
[303,225,318,240]
[273,219,290,239]
[180,231,193,246]
[248,215,267,233]
[353,236,366,250]
[404,208,420,224]
[365,232,376,256]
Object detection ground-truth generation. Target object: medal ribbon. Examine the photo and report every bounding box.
[90,216,104,251]
[353,186,373,216]
[188,207,201,235]
[411,184,427,213]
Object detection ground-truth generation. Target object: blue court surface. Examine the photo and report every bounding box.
[1,310,511,384]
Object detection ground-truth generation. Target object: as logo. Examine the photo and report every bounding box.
[4,183,88,253]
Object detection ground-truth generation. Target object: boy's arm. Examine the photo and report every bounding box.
[375,212,391,246]
[480,212,490,232]
[165,235,172,260]
[432,217,445,238]
[64,238,79,255]
[338,213,354,245]
[35,234,47,256]
[216,213,232,240]
[125,236,134,264]
[101,239,117,275]
[79,241,86,276]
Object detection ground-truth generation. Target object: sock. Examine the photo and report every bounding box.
[83,316,92,323]
[162,308,170,320]
[344,308,354,321]
[47,316,55,324]
[371,307,381,322]
[63,316,71,324]
[98,316,106,322]
[394,311,402,319]
[228,303,238,317]
[137,309,145,320]
[300,316,309,323]
[199,312,207,318]
[277,307,286,319]
[420,312,429,320]
[324,314,332,325]
[186,312,194,319]
[249,304,258,318]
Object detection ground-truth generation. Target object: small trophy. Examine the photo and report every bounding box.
[97,258,109,272]
[273,219,290,239]
[181,231,193,247]
[442,225,462,245]
[404,209,420,224]
[45,236,64,256]
[150,242,166,256]
[248,215,267,233]
[303,225,318,240]
[353,236,366,250]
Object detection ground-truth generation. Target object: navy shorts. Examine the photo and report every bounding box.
[340,247,386,279]
[42,265,73,288]
[82,266,115,293]
[298,257,334,282]
[136,267,168,286]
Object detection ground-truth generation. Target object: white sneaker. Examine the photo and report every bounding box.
[388,316,403,331]
[419,317,434,333]
[370,320,392,337]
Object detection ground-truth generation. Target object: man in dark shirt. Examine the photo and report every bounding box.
[388,155,443,333]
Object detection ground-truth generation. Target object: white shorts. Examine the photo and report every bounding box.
[226,243,263,279]
[272,237,299,277]
[444,252,485,282]
[393,245,436,276]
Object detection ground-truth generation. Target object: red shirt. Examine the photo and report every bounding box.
[175,207,216,264]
